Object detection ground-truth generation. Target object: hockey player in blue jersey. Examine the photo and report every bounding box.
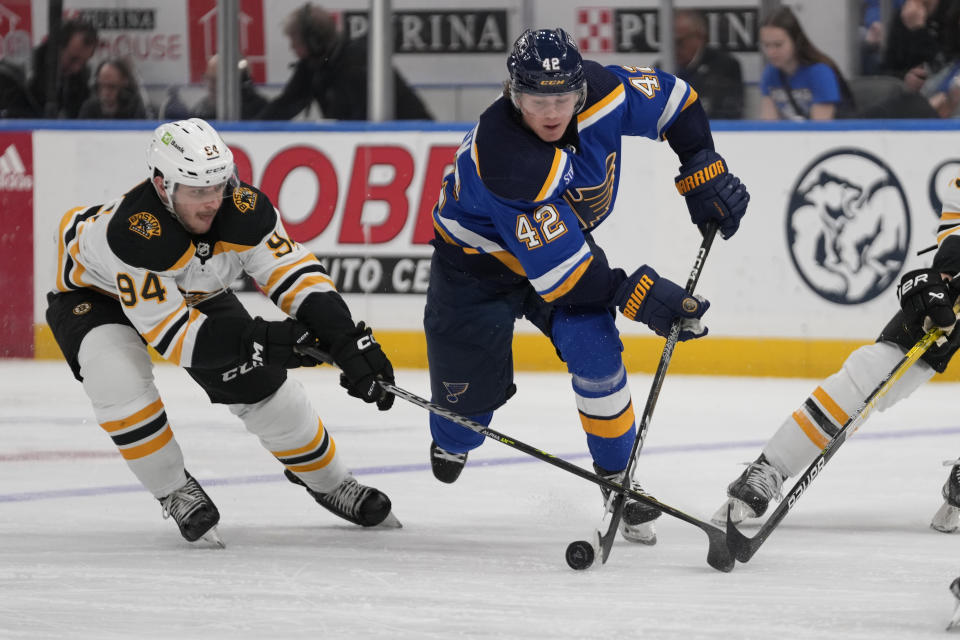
[423,28,750,544]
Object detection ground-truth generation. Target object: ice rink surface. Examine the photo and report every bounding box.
[1,359,959,639]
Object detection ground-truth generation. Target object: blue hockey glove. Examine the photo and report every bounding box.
[675,149,749,240]
[897,269,959,334]
[615,265,710,340]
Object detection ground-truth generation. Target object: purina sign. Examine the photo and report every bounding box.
[343,10,508,53]
[575,6,758,54]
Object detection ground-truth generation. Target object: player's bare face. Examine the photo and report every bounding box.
[173,183,229,234]
[517,92,579,142]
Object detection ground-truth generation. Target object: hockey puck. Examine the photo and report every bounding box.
[565,540,595,570]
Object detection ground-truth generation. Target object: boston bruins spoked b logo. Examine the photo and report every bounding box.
[786,148,910,305]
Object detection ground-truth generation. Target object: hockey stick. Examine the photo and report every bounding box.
[726,316,955,563]
[296,344,734,572]
[590,223,719,566]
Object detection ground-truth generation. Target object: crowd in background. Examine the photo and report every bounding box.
[2,1,960,122]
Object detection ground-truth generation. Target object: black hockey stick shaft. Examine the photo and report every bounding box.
[297,344,734,572]
[726,321,950,562]
[596,223,719,565]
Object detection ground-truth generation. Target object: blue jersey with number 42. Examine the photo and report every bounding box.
[432,60,697,305]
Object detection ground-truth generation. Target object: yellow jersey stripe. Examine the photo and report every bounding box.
[168,308,201,365]
[534,148,564,202]
[142,300,188,343]
[542,255,594,302]
[577,84,625,125]
[264,254,316,292]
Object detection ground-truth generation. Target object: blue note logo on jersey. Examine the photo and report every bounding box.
[562,152,617,230]
[442,382,469,404]
[786,148,910,305]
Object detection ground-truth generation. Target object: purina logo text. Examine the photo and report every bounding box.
[0,144,33,191]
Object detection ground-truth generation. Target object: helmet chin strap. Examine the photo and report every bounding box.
[152,178,185,226]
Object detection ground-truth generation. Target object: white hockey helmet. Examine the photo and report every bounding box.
[146,118,238,213]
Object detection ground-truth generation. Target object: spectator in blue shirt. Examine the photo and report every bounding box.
[758,6,855,120]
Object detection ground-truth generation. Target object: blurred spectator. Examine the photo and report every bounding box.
[758,7,856,120]
[659,9,743,119]
[882,0,950,82]
[256,3,432,120]
[861,0,907,74]
[191,54,268,120]
[857,0,960,118]
[0,58,40,118]
[78,58,150,119]
[28,19,98,118]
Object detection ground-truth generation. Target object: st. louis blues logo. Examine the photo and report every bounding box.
[443,382,469,404]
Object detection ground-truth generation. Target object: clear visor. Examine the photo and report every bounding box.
[171,173,239,205]
[514,87,585,116]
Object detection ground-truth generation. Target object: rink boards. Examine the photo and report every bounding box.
[3,120,960,378]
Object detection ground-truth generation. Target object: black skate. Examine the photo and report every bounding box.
[595,463,661,545]
[931,461,960,533]
[949,576,960,630]
[711,455,785,526]
[430,441,468,484]
[159,471,223,547]
[285,470,401,528]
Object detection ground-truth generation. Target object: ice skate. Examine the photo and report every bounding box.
[947,576,960,631]
[285,470,401,528]
[159,471,223,548]
[430,441,468,484]
[595,463,661,545]
[931,461,960,533]
[712,455,785,527]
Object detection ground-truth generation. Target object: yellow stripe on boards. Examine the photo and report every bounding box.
[32,325,960,381]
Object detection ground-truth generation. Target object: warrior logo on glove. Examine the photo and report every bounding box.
[675,157,727,196]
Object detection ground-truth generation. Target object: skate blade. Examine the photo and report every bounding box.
[711,498,757,528]
[199,526,226,549]
[378,511,403,529]
[947,603,960,631]
[620,522,657,545]
[931,502,960,533]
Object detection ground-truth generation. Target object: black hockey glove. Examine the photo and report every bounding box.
[897,268,959,334]
[615,264,710,341]
[244,317,319,368]
[329,322,395,411]
[675,149,749,240]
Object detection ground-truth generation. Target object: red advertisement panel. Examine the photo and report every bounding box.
[0,131,33,357]
[0,0,34,67]
[187,0,265,83]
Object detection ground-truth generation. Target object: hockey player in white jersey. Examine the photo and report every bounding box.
[46,118,398,546]
[712,170,960,534]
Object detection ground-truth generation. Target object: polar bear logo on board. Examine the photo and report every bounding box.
[786,148,910,305]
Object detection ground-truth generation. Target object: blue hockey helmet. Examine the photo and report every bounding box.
[507,28,586,110]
